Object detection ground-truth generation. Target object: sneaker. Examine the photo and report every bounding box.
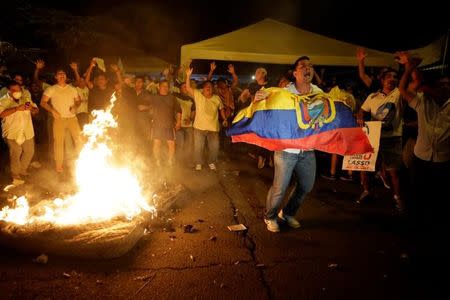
[375,171,391,189]
[257,156,266,169]
[278,210,301,228]
[195,164,202,171]
[339,174,353,181]
[357,190,370,204]
[208,163,217,171]
[30,161,41,169]
[12,178,25,186]
[321,173,337,181]
[393,195,405,214]
[264,218,280,232]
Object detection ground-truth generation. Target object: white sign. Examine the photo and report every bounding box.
[342,121,381,172]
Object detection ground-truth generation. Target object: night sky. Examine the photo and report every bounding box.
[2,0,449,67]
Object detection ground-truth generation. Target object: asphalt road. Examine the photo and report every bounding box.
[0,148,447,299]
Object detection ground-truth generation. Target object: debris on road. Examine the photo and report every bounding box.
[190,255,195,261]
[184,224,198,233]
[227,224,247,231]
[328,263,339,270]
[256,264,265,268]
[32,254,48,264]
[209,235,217,241]
[63,272,71,278]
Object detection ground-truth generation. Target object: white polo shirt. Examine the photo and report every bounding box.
[0,93,36,143]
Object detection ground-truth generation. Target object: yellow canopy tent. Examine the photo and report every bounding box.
[122,55,171,74]
[181,18,395,67]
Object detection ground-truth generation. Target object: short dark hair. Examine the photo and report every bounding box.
[159,79,169,85]
[293,56,311,69]
[7,80,20,89]
[94,72,107,80]
[380,68,398,80]
[216,78,228,85]
[12,73,23,79]
[202,80,213,88]
[135,75,145,81]
[55,68,67,74]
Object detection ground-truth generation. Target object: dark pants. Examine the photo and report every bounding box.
[410,155,450,296]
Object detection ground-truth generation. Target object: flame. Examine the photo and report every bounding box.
[0,94,155,225]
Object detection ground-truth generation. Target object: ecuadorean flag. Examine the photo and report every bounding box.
[227,86,373,155]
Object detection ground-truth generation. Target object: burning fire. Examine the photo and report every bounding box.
[0,94,155,226]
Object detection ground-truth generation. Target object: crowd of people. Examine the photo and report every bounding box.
[0,49,448,234]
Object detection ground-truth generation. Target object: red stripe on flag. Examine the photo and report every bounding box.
[231,128,373,155]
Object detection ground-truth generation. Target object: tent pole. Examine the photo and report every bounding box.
[442,29,449,75]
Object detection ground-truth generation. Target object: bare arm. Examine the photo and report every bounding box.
[228,64,239,88]
[40,95,61,119]
[70,62,82,86]
[220,108,227,123]
[110,64,123,86]
[399,65,418,104]
[85,59,96,89]
[207,62,216,81]
[356,48,372,88]
[175,112,182,130]
[33,60,45,84]
[356,108,369,127]
[185,68,195,97]
[30,103,39,116]
[0,104,26,118]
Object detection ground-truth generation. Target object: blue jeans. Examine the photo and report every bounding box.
[176,127,194,162]
[265,150,316,219]
[194,129,219,165]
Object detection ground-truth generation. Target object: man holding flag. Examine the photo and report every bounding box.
[228,56,372,233]
[260,56,322,233]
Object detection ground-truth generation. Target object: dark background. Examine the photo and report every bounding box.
[1,0,449,76]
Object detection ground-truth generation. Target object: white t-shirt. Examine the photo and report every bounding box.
[76,86,89,114]
[193,89,223,132]
[177,97,194,128]
[44,84,79,118]
[0,94,36,143]
[361,88,402,138]
[283,83,323,154]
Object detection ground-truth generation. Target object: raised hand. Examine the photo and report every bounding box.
[35,59,45,70]
[210,62,216,72]
[227,64,235,74]
[356,48,368,62]
[69,62,78,71]
[110,64,120,73]
[89,58,96,68]
[186,67,193,77]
